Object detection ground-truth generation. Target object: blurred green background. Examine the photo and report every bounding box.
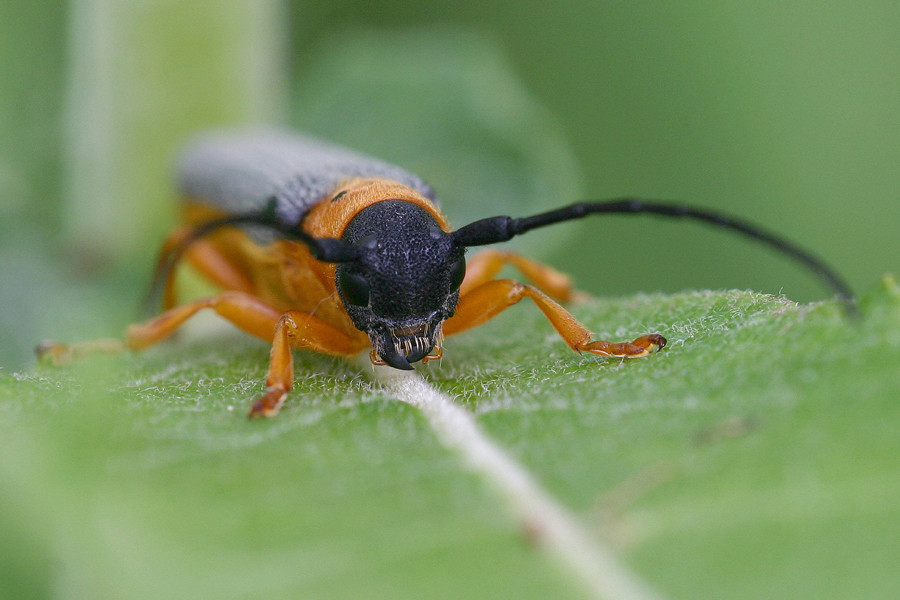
[2,4,899,600]
[1,1,898,366]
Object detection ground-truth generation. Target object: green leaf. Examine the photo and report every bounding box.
[2,281,899,600]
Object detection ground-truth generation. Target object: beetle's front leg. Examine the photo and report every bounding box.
[250,311,369,418]
[443,279,666,358]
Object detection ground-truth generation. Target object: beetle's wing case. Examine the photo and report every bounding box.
[176,130,438,226]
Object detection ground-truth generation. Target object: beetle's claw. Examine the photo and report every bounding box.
[624,333,667,356]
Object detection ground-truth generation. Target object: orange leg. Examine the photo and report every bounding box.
[249,311,369,418]
[444,279,665,358]
[39,292,367,416]
[126,291,283,348]
[183,238,256,299]
[151,226,191,311]
[461,249,585,303]
[152,226,256,310]
[124,291,368,417]
[35,338,126,364]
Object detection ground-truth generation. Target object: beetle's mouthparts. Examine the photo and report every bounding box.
[369,322,443,370]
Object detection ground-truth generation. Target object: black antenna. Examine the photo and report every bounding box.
[452,198,857,315]
[142,210,360,315]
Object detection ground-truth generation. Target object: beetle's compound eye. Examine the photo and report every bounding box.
[449,258,466,291]
[339,271,371,307]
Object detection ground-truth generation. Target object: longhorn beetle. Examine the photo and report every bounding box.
[38,130,856,417]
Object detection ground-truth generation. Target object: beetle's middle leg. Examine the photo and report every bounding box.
[443,279,665,358]
[37,289,281,365]
[461,249,586,303]
[152,226,257,310]
[126,291,283,348]
[127,292,367,417]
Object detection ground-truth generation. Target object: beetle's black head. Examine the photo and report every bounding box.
[336,200,466,370]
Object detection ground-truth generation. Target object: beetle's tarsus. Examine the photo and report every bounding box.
[35,340,73,365]
[568,290,592,305]
[35,338,125,365]
[579,333,667,358]
[248,386,287,418]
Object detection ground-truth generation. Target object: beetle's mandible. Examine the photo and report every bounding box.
[38,130,855,417]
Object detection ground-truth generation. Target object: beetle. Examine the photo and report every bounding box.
[38,130,855,417]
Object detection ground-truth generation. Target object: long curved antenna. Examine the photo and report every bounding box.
[142,209,360,315]
[452,198,857,315]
